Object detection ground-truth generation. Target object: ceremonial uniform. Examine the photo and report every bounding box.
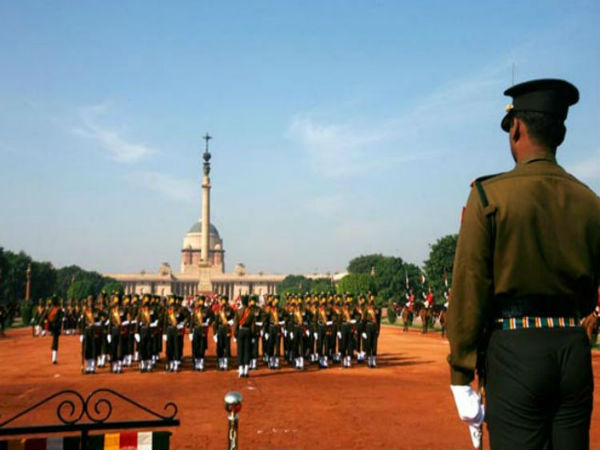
[233,297,256,377]
[315,297,333,368]
[213,298,234,370]
[447,79,600,449]
[80,298,97,373]
[45,297,64,364]
[266,298,285,369]
[339,296,360,368]
[362,297,381,368]
[190,296,212,371]
[107,295,124,373]
[163,296,185,372]
[135,295,154,372]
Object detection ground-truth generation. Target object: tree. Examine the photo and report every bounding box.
[347,254,386,274]
[336,274,376,296]
[423,234,458,302]
[310,278,334,294]
[102,280,124,295]
[278,275,312,296]
[30,261,57,301]
[67,280,95,300]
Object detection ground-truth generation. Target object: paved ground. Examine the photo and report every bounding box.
[1,326,598,449]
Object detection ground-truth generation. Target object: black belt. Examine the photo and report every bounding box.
[492,295,580,320]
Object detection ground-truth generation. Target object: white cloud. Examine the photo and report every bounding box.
[567,149,600,183]
[131,171,199,205]
[71,103,156,163]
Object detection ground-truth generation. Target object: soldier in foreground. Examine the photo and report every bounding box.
[447,79,600,449]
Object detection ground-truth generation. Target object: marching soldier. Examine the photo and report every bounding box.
[316,294,333,368]
[44,296,63,364]
[362,294,381,368]
[31,298,45,337]
[135,294,153,372]
[355,295,367,362]
[163,295,184,372]
[121,295,134,367]
[95,295,108,368]
[107,294,124,373]
[330,294,343,363]
[80,296,97,373]
[289,296,306,370]
[150,296,162,367]
[233,295,255,378]
[249,296,261,369]
[266,295,284,369]
[129,294,140,363]
[213,296,234,370]
[190,295,212,371]
[339,294,360,368]
[447,79,600,449]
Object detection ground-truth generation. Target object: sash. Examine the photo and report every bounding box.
[168,309,177,327]
[112,308,121,326]
[48,307,58,322]
[239,307,251,327]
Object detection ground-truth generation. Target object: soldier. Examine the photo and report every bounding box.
[44,296,63,364]
[447,79,600,449]
[190,295,212,371]
[31,299,45,337]
[213,295,234,370]
[107,294,124,373]
[135,294,153,372]
[249,295,261,369]
[80,296,97,373]
[355,295,367,362]
[421,287,434,334]
[288,296,306,370]
[316,294,332,368]
[362,294,381,368]
[129,294,140,363]
[233,295,255,378]
[330,294,343,363]
[338,294,360,368]
[95,295,108,368]
[150,296,162,367]
[121,295,133,367]
[266,295,284,369]
[163,295,184,372]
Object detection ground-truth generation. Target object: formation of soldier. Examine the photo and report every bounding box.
[29,291,382,377]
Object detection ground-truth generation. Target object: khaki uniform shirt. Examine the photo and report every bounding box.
[447,156,600,385]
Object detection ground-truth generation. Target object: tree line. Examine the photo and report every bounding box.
[277,234,458,307]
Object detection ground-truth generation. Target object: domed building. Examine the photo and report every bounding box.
[104,135,288,298]
[180,220,225,273]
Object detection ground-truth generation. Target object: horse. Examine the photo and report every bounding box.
[438,309,447,338]
[581,312,598,345]
[419,306,430,334]
[401,307,413,332]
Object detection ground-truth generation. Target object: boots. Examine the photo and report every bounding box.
[238,366,244,378]
[243,365,249,377]
[52,350,57,364]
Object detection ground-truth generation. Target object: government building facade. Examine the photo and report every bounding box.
[104,136,300,298]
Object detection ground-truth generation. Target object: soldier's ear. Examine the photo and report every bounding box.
[510,117,521,142]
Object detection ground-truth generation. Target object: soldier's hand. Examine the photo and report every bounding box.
[313,332,318,340]
[79,335,84,343]
[290,332,294,340]
[188,333,193,342]
[361,332,367,340]
[450,385,484,448]
[134,333,141,343]
[213,335,218,344]
[107,334,112,344]
[337,331,342,339]
[264,333,269,341]
[162,334,167,342]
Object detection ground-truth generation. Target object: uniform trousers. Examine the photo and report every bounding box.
[485,327,593,450]
[192,328,207,359]
[340,323,353,357]
[267,324,280,357]
[237,327,251,366]
[110,327,121,361]
[166,326,180,363]
[365,323,378,356]
[216,326,230,358]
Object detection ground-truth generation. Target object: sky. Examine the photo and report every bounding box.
[1,1,599,276]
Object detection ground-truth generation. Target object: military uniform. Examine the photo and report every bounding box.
[80,297,97,373]
[213,297,234,370]
[233,296,256,377]
[135,295,154,372]
[44,296,64,364]
[447,79,600,449]
[362,296,381,368]
[190,296,212,371]
[107,295,125,373]
[163,296,185,372]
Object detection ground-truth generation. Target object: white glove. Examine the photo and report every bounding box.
[134,333,140,343]
[264,333,270,341]
[313,332,318,340]
[350,319,357,324]
[450,385,484,448]
[259,330,264,337]
[35,325,41,335]
[290,332,294,340]
[176,323,184,330]
[188,333,194,342]
[326,321,332,326]
[361,332,367,340]
[79,335,84,343]
[283,329,287,337]
[305,329,310,337]
[213,335,218,344]
[162,334,167,342]
[234,337,237,343]
[227,320,234,326]
[337,331,342,339]
[107,334,112,344]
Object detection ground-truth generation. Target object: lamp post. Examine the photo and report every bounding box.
[224,391,243,450]
[25,264,32,301]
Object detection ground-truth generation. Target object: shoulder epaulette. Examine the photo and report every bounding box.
[469,172,505,188]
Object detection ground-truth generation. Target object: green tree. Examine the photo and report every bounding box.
[336,273,376,295]
[67,280,95,300]
[423,234,458,302]
[278,275,312,296]
[102,280,124,295]
[29,261,57,301]
[347,254,386,274]
[310,278,334,294]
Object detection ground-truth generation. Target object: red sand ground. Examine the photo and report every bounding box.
[0,326,598,449]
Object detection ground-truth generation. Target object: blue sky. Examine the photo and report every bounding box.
[1,1,599,276]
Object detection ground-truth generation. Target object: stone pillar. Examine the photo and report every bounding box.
[201,174,211,264]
